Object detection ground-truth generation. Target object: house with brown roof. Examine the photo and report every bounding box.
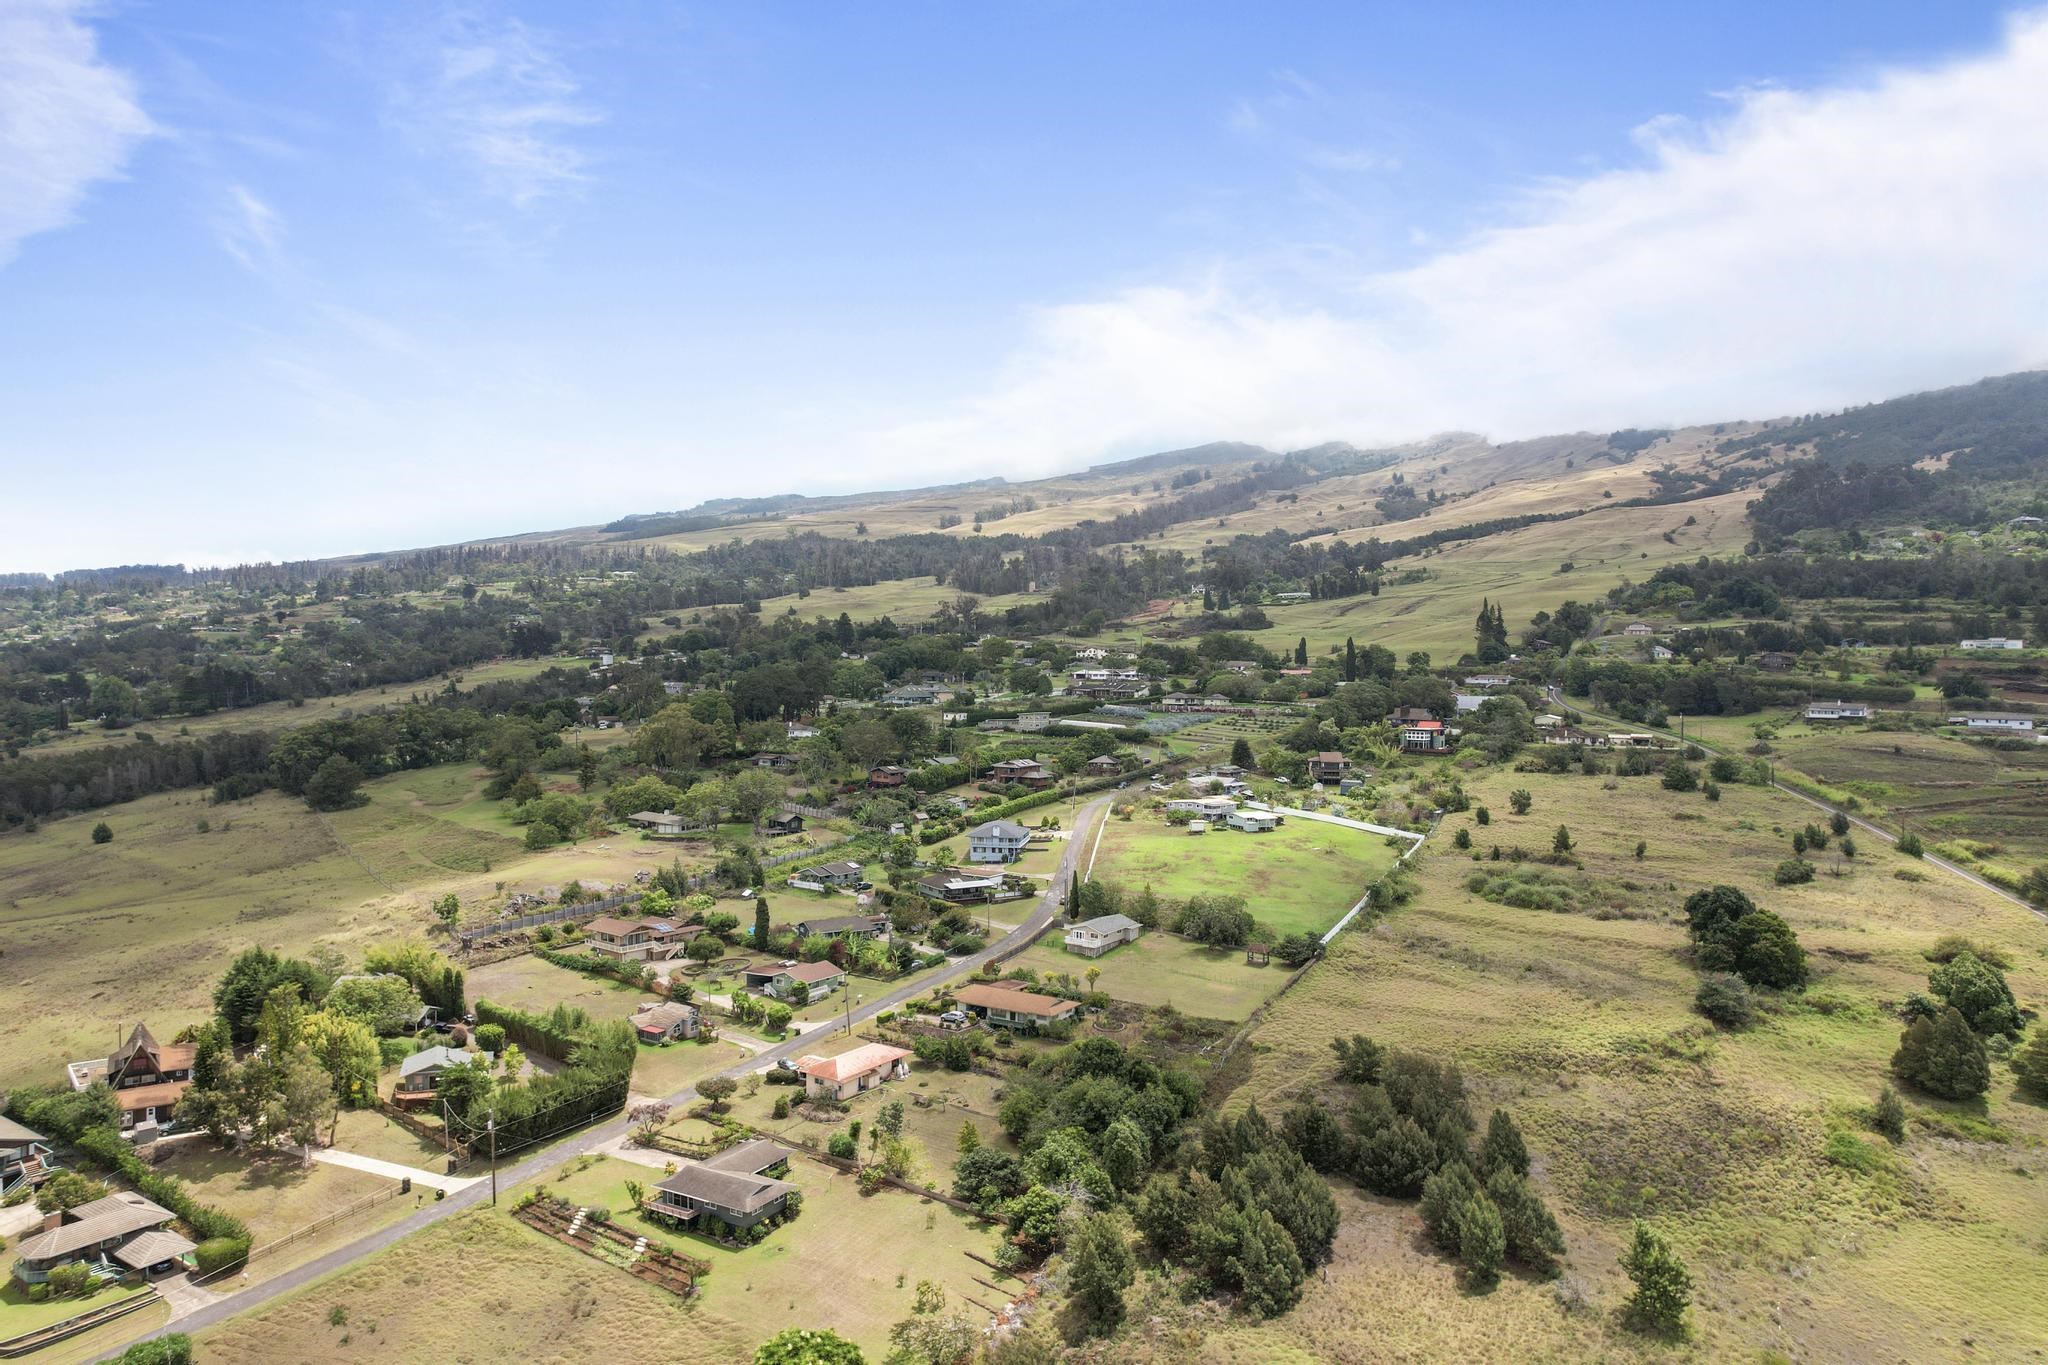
[952,981,1080,1032]
[10,1191,193,1284]
[66,1024,194,1136]
[644,1139,797,1235]
[917,868,1007,902]
[742,960,845,1000]
[763,811,805,837]
[583,916,703,963]
[793,1043,912,1101]
[1084,754,1122,776]
[1307,751,1350,782]
[632,1000,700,1043]
[867,764,910,788]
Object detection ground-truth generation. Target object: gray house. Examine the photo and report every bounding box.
[968,820,1031,864]
[645,1139,797,1234]
[396,1046,491,1095]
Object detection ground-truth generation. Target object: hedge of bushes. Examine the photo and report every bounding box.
[474,999,581,1062]
[534,947,655,991]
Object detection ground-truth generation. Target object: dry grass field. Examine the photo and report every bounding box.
[0,757,704,1094]
[1217,766,2048,1363]
[193,1153,1000,1363]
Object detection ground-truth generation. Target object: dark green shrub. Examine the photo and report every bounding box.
[1695,973,1755,1028]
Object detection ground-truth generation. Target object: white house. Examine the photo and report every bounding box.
[1462,675,1514,689]
[1805,701,1872,722]
[1959,637,2025,650]
[1226,809,1280,833]
[1064,913,1144,957]
[1956,713,2036,732]
[793,1043,912,1101]
[1624,622,1655,637]
[968,820,1031,863]
[1165,795,1237,819]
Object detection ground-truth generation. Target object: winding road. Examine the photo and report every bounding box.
[1547,686,2046,923]
[96,793,1116,1359]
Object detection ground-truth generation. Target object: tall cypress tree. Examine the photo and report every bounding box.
[1343,637,1357,682]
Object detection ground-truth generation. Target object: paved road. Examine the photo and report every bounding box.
[1547,687,2047,924]
[97,793,1114,1358]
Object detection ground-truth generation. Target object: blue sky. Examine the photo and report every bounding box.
[3,1,2045,572]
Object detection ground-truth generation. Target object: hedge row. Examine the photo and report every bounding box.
[73,1125,251,1263]
[534,947,653,990]
[918,760,1168,845]
[474,999,580,1062]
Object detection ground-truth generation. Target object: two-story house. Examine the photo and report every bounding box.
[0,1118,56,1199]
[967,820,1031,863]
[1063,914,1143,958]
[582,916,703,963]
[66,1024,194,1136]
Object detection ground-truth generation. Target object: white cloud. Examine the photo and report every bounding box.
[0,0,152,266]
[388,8,601,208]
[864,11,2048,474]
[215,182,281,270]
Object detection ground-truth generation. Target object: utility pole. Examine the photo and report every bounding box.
[845,992,861,1035]
[487,1114,498,1206]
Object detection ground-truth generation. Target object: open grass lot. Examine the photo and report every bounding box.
[328,1107,455,1169]
[468,954,650,1024]
[152,1144,419,1280]
[1010,928,1282,1021]
[1093,815,1397,938]
[631,1035,751,1096]
[1221,766,2048,1363]
[1772,726,2048,866]
[194,1153,1000,1363]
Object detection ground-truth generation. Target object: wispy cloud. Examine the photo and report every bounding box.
[856,11,2048,477]
[0,0,153,267]
[215,182,281,270]
[387,7,601,209]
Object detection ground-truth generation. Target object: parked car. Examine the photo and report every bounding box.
[939,1010,968,1025]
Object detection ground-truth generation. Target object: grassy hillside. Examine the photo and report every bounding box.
[1210,768,2048,1363]
[0,751,716,1089]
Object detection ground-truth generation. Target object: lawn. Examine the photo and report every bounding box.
[328,1108,457,1169]
[0,1279,153,1344]
[1009,928,1281,1021]
[151,1143,419,1281]
[467,953,650,1024]
[1092,815,1398,938]
[1217,766,2048,1362]
[631,1035,751,1096]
